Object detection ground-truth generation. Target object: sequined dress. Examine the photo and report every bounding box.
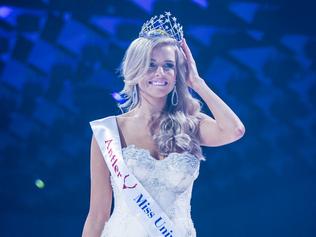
[100,144,201,237]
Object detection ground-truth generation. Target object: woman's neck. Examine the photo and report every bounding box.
[132,95,166,120]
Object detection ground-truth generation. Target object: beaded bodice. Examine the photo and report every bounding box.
[101,144,200,237]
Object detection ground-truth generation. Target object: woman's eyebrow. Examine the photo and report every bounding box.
[164,60,175,63]
[150,59,175,63]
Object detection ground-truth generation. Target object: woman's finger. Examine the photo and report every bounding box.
[180,47,188,61]
[181,38,194,62]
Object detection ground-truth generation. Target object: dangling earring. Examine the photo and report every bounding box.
[130,84,138,109]
[171,86,178,106]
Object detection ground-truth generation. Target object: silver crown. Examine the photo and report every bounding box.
[139,11,183,42]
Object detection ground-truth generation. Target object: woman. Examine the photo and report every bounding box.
[82,12,245,237]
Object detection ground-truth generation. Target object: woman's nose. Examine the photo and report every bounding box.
[155,66,164,76]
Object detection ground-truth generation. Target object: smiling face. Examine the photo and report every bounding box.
[138,44,177,100]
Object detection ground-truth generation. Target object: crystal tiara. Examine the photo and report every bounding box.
[139,11,184,42]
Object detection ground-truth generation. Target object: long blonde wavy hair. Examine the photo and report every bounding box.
[117,36,205,161]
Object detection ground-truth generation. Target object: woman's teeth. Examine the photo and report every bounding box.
[149,81,168,86]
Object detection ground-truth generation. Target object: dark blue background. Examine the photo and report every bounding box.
[0,0,315,236]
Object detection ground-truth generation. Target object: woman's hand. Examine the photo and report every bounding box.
[180,38,205,90]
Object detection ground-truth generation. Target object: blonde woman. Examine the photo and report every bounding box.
[82,12,245,237]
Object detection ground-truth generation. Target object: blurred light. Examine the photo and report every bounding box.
[247,30,264,41]
[0,6,12,18]
[130,0,155,13]
[35,179,45,189]
[192,0,208,8]
[63,12,72,21]
[229,2,259,24]
[111,92,125,103]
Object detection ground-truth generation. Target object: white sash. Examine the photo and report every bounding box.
[90,116,185,237]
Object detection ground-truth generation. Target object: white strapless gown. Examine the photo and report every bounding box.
[100,144,201,237]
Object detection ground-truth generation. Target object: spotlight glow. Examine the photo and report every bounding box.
[111,92,125,103]
[35,179,45,189]
[0,7,12,18]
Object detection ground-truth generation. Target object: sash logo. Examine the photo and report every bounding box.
[123,174,137,189]
[104,139,137,190]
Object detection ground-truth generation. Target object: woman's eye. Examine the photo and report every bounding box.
[164,63,175,70]
[149,63,156,69]
[148,62,175,72]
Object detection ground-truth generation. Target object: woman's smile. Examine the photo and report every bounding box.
[148,80,169,86]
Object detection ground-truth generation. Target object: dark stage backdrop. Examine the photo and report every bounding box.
[0,0,315,236]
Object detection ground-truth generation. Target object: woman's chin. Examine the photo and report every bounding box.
[141,88,172,98]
